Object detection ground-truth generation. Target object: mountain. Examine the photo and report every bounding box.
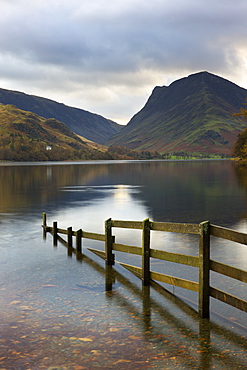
[0,104,163,161]
[0,104,93,160]
[106,72,247,155]
[0,88,121,144]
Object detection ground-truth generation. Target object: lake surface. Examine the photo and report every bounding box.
[0,159,247,369]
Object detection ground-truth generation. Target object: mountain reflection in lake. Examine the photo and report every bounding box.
[0,160,247,369]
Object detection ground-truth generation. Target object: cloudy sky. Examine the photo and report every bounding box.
[1,0,247,124]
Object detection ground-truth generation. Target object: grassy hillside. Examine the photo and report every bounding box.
[0,88,122,144]
[0,104,163,161]
[0,104,93,160]
[107,72,247,155]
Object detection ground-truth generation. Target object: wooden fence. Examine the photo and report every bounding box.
[42,213,247,319]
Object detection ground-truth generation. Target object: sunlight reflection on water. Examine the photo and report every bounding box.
[54,185,148,234]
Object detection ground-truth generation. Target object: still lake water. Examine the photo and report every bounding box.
[0,159,247,369]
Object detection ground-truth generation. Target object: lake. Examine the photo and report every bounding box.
[0,159,247,369]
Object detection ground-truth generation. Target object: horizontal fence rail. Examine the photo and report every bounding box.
[150,249,199,267]
[211,224,247,245]
[210,260,247,283]
[42,213,247,319]
[113,243,142,255]
[150,221,200,234]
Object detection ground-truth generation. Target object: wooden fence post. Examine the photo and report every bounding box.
[67,246,73,258]
[142,218,151,286]
[76,229,82,253]
[199,221,210,318]
[53,221,58,246]
[105,265,114,291]
[42,213,47,239]
[142,285,151,330]
[67,227,73,248]
[42,212,47,227]
[105,218,115,265]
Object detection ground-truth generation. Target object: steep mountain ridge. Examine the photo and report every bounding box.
[107,72,247,154]
[0,88,121,144]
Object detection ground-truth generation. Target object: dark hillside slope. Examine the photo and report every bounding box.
[0,104,92,160]
[0,88,121,144]
[107,72,247,155]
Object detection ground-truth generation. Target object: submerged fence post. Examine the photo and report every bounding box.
[53,221,58,246]
[199,221,210,318]
[142,218,151,286]
[105,218,115,265]
[76,229,82,253]
[142,285,151,330]
[67,227,73,248]
[105,265,115,291]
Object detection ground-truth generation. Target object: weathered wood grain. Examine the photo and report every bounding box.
[112,243,142,255]
[210,287,247,313]
[199,221,210,318]
[211,224,247,245]
[210,260,247,283]
[150,249,199,267]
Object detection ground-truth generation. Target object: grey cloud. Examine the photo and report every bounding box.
[0,0,247,123]
[1,1,246,71]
